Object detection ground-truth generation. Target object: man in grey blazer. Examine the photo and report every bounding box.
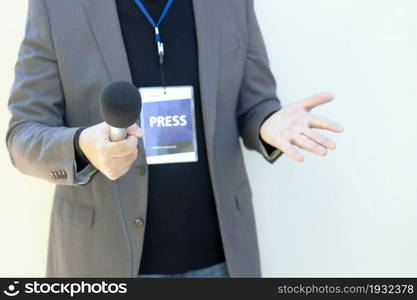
[6,0,343,278]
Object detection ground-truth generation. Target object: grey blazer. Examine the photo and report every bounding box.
[7,0,282,277]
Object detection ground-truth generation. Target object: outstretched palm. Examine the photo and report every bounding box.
[260,92,344,162]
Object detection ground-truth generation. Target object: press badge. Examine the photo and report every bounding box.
[139,86,198,165]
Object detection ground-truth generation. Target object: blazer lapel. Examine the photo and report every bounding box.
[82,0,132,83]
[192,0,220,158]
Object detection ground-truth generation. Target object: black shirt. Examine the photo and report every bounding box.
[116,0,225,274]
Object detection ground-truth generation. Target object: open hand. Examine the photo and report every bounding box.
[260,92,344,162]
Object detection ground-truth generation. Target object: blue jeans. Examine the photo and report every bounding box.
[137,262,229,278]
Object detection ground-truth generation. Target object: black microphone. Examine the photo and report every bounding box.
[100,81,142,142]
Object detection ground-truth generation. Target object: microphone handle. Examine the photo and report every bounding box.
[110,126,128,142]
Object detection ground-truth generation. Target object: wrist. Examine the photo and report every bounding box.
[259,112,275,145]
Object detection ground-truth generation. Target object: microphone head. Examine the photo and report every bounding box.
[100,81,142,128]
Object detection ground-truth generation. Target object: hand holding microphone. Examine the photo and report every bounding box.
[79,81,143,181]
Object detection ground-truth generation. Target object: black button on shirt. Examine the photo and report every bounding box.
[116,0,225,274]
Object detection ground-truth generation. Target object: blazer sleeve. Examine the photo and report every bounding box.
[237,0,283,163]
[6,0,96,186]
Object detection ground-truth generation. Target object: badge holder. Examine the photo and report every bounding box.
[139,86,198,165]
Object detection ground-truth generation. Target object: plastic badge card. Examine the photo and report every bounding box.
[139,86,198,165]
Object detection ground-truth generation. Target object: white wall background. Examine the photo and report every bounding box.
[1,0,417,277]
[251,0,417,277]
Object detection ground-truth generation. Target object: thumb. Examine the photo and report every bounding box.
[300,92,335,111]
[127,123,144,138]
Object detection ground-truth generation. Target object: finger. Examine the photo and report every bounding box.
[104,153,137,180]
[127,123,144,138]
[309,115,344,132]
[274,139,304,162]
[126,134,139,149]
[113,152,138,167]
[107,136,138,157]
[302,129,336,150]
[300,92,335,111]
[110,146,138,158]
[292,134,327,156]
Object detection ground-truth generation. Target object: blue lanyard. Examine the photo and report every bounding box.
[134,0,175,65]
